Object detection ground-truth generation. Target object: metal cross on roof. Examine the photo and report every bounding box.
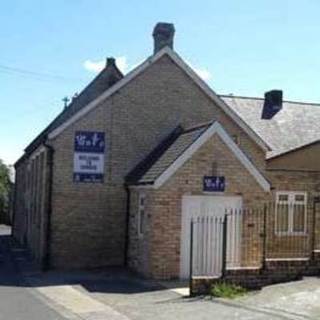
[62,96,70,108]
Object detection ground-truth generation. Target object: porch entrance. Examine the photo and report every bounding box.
[180,195,242,279]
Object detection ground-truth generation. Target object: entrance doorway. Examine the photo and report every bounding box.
[180,195,242,279]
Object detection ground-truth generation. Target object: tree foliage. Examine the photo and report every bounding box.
[0,159,11,219]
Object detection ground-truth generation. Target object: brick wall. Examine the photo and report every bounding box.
[13,146,50,265]
[46,53,267,269]
[128,132,320,280]
[14,51,320,274]
[128,134,270,279]
[265,170,320,259]
[13,49,320,276]
[127,189,152,277]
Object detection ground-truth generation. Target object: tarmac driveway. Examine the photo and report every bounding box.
[76,274,320,320]
[237,277,320,319]
[7,223,320,320]
[11,234,320,320]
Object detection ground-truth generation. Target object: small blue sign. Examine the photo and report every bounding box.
[203,176,225,192]
[74,131,105,153]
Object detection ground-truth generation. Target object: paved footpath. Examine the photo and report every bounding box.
[2,225,130,320]
[0,226,67,320]
[4,223,320,320]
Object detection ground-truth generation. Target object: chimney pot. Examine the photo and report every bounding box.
[152,22,175,54]
[106,57,116,67]
[262,90,283,119]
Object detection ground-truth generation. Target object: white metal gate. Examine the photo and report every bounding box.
[180,195,242,279]
[191,216,224,277]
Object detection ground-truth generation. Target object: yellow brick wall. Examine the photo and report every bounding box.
[47,54,267,269]
[128,134,270,279]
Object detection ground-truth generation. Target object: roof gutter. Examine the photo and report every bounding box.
[267,139,320,160]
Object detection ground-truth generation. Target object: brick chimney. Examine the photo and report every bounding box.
[262,90,283,119]
[152,22,175,54]
[106,57,116,67]
[105,57,123,86]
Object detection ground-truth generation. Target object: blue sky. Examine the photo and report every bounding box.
[1,0,320,165]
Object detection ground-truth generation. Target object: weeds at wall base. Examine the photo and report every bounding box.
[210,281,247,299]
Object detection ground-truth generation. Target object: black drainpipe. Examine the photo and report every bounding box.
[124,184,131,266]
[42,141,54,271]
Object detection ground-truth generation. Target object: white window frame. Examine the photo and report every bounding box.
[137,193,146,238]
[275,191,307,236]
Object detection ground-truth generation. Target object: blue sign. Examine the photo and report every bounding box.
[74,131,105,153]
[73,131,105,183]
[73,173,104,183]
[203,176,225,192]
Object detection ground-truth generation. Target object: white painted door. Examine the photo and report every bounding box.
[180,195,242,279]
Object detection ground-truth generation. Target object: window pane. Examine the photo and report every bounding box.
[278,194,289,202]
[295,194,305,202]
[293,204,305,233]
[139,209,145,234]
[140,197,145,206]
[276,203,289,233]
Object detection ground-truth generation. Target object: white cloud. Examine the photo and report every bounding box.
[83,56,129,74]
[193,67,212,81]
[186,60,212,81]
[83,59,105,73]
[115,56,128,73]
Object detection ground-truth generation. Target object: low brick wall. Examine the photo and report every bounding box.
[190,259,320,295]
[265,259,309,274]
[224,268,266,290]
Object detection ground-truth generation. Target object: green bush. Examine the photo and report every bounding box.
[0,160,11,223]
[210,282,247,299]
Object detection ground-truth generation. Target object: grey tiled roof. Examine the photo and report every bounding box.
[24,64,123,155]
[220,95,320,158]
[128,123,210,185]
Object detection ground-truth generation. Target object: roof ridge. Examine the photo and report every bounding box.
[219,94,320,107]
[219,94,264,101]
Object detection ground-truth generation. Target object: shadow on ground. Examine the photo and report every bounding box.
[0,229,180,296]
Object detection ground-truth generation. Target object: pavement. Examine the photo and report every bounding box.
[2,224,320,319]
[0,225,66,320]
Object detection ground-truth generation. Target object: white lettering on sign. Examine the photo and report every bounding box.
[75,132,105,149]
[203,176,225,192]
[73,131,105,183]
[73,153,104,173]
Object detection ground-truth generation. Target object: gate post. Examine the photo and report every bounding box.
[222,214,228,278]
[189,218,194,297]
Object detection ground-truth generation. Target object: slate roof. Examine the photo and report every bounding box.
[220,95,320,158]
[128,95,320,185]
[126,123,211,185]
[23,62,123,155]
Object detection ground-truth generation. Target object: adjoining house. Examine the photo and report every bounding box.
[13,23,320,282]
